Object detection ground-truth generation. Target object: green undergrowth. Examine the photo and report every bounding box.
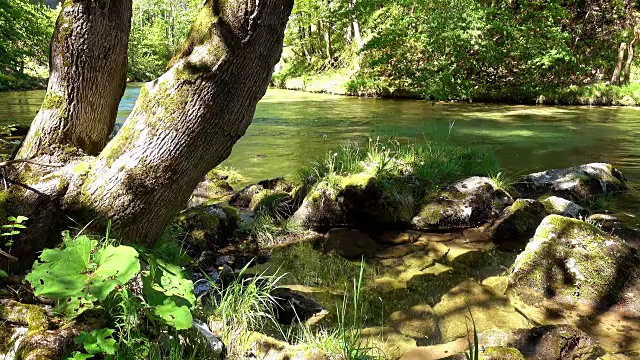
[17,226,203,360]
[298,137,501,194]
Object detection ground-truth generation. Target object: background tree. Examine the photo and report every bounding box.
[0,0,56,90]
[3,0,294,272]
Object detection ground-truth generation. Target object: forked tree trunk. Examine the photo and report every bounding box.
[611,42,627,85]
[3,0,294,271]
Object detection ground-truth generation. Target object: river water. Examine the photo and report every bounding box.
[1,84,639,218]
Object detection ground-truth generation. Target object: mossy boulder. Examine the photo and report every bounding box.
[412,177,513,231]
[175,204,240,251]
[189,179,235,207]
[514,163,627,203]
[487,199,547,251]
[539,196,587,218]
[292,173,419,231]
[508,215,640,313]
[230,184,264,208]
[478,325,605,360]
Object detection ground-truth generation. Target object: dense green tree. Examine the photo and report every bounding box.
[0,0,56,90]
[278,0,640,100]
[128,0,201,81]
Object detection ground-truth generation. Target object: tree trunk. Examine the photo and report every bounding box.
[18,0,132,159]
[3,0,294,272]
[350,0,363,49]
[324,23,333,62]
[611,42,627,85]
[623,27,639,84]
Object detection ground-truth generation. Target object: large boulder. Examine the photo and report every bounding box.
[487,199,547,251]
[292,173,419,231]
[174,204,240,252]
[508,215,640,316]
[412,177,513,231]
[514,163,627,203]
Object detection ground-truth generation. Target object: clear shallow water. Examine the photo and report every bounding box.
[2,84,639,217]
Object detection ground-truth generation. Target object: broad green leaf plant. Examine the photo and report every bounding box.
[26,229,197,358]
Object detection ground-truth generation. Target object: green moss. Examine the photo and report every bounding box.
[0,302,48,334]
[41,93,65,110]
[481,347,525,360]
[340,173,373,188]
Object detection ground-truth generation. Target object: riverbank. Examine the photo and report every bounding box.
[0,72,47,92]
[272,70,640,106]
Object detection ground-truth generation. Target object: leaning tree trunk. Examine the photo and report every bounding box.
[611,42,627,85]
[2,0,294,272]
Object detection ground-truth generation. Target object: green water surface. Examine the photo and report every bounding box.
[1,84,639,216]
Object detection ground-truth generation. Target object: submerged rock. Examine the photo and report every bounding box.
[514,163,627,203]
[508,215,640,315]
[388,304,439,340]
[271,288,326,325]
[322,228,378,259]
[433,280,530,343]
[539,195,586,218]
[412,177,513,231]
[174,204,240,251]
[487,199,547,251]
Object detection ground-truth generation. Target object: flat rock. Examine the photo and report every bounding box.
[434,280,531,342]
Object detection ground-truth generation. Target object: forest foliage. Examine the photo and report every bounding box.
[275,0,640,101]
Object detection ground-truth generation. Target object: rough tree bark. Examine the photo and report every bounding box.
[2,0,294,272]
[18,0,132,158]
[611,42,627,85]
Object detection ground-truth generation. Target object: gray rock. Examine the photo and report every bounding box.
[540,196,586,218]
[192,319,225,358]
[514,163,627,203]
[412,177,513,230]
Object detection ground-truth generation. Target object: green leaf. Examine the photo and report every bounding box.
[15,216,28,223]
[142,257,194,330]
[26,235,140,319]
[0,270,7,279]
[65,352,94,360]
[75,328,117,355]
[7,216,16,222]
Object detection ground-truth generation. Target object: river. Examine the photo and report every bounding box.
[1,84,639,219]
